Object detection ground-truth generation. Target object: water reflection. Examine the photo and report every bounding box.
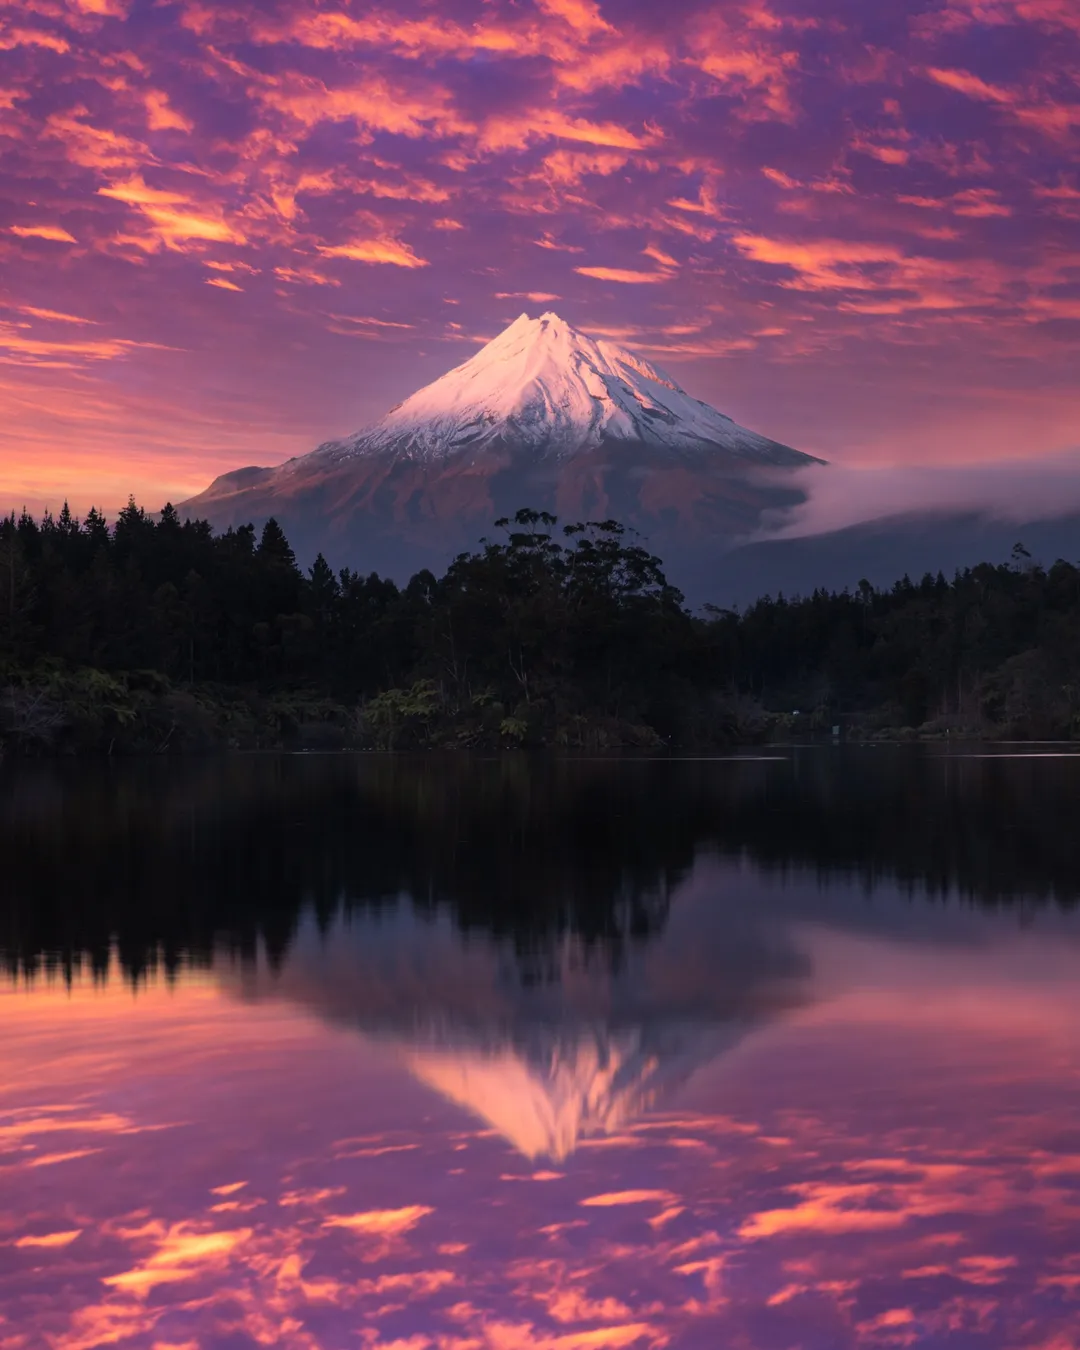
[5,752,1080,1348]
[4,749,1080,981]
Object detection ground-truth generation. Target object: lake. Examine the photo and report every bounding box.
[4,749,1080,1349]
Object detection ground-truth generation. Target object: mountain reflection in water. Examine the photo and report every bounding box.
[223,889,805,1161]
[5,750,1080,1348]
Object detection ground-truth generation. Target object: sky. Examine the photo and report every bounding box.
[1,0,1079,514]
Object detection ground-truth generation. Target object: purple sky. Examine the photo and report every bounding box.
[1,0,1078,512]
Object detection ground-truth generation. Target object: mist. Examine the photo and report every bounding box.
[757,449,1080,542]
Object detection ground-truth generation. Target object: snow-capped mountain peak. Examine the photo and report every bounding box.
[180,308,821,586]
[324,311,805,466]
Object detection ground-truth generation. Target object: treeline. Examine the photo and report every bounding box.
[1,501,1079,751]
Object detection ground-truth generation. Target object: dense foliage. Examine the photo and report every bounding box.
[2,500,1079,751]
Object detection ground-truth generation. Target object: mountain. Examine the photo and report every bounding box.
[180,312,821,584]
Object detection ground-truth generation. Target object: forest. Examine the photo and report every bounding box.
[1,500,1079,752]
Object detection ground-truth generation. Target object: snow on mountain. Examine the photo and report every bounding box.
[316,311,806,466]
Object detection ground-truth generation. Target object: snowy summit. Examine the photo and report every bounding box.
[322,311,805,466]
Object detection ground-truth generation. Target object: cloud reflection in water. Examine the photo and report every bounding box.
[5,876,1080,1348]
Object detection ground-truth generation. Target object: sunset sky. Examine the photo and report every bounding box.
[1,0,1078,513]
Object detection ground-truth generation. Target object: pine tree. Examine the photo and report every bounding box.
[258,518,296,568]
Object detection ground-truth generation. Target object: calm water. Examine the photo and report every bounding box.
[4,750,1080,1349]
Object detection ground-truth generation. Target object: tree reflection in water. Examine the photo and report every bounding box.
[2,747,1078,983]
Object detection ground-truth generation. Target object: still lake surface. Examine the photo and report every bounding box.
[4,749,1080,1349]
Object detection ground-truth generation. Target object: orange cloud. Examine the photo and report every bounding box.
[534,0,613,37]
[575,266,669,283]
[14,1230,83,1248]
[854,140,910,165]
[0,1110,137,1147]
[246,9,522,59]
[9,224,76,242]
[143,89,193,132]
[687,15,798,121]
[273,264,339,286]
[255,73,472,140]
[98,175,247,248]
[103,1224,252,1298]
[899,188,1013,216]
[206,276,242,291]
[317,236,428,267]
[0,323,172,367]
[1012,102,1080,135]
[534,233,584,252]
[541,148,629,185]
[327,313,414,329]
[733,233,904,287]
[353,175,450,203]
[480,111,657,152]
[354,1269,456,1297]
[495,292,562,301]
[555,41,671,93]
[70,0,131,15]
[642,243,678,267]
[0,26,71,52]
[738,1154,1021,1242]
[761,166,800,189]
[926,65,1013,102]
[732,232,1012,316]
[203,259,259,274]
[925,65,1080,138]
[18,306,97,323]
[235,0,668,104]
[323,1205,433,1234]
[465,1321,659,1348]
[27,1148,103,1166]
[922,0,1080,35]
[665,183,725,218]
[579,1190,677,1206]
[44,106,148,169]
[950,187,1012,216]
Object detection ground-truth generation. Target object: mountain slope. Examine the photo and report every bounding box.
[180,312,821,584]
